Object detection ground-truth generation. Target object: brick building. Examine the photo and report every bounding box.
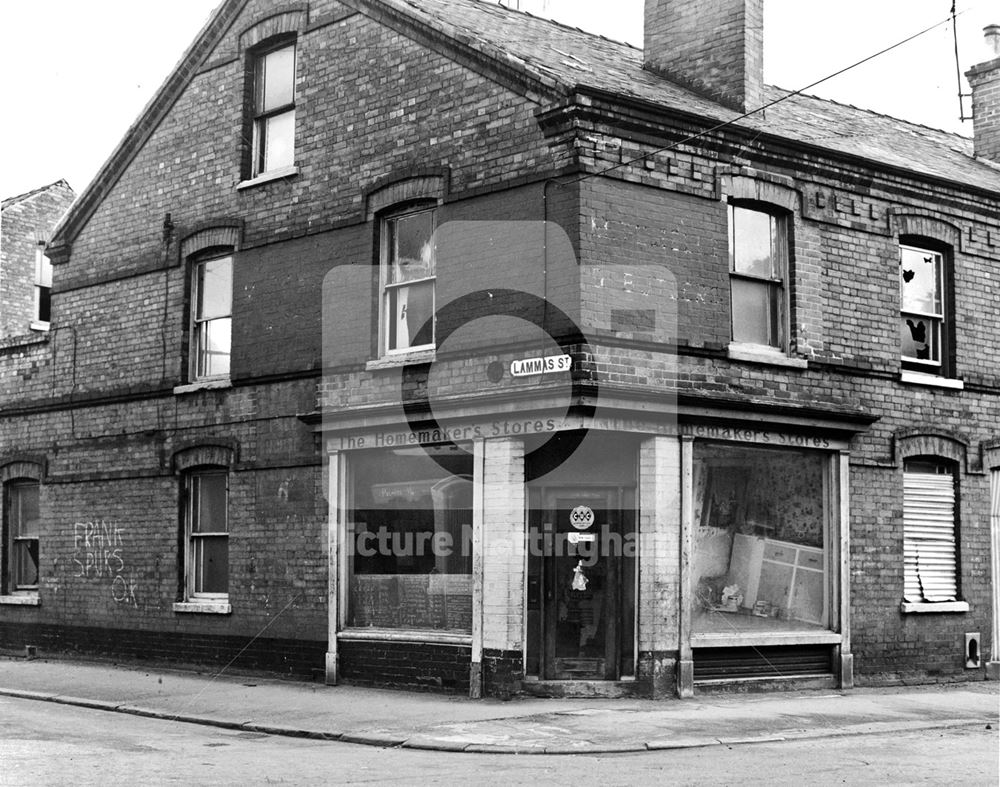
[1,0,998,697]
[1,180,75,338]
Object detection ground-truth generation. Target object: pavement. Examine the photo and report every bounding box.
[0,656,996,755]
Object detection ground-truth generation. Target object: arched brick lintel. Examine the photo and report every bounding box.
[172,443,237,473]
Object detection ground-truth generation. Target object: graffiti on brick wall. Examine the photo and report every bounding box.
[71,520,138,608]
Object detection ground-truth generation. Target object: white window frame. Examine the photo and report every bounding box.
[379,206,437,357]
[728,203,788,352]
[903,461,960,606]
[190,254,233,382]
[251,40,296,178]
[183,469,229,603]
[899,243,947,374]
[4,480,40,595]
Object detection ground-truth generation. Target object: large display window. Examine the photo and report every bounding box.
[347,445,473,632]
[691,442,833,635]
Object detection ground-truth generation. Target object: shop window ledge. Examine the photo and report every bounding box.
[337,628,470,646]
[691,631,842,647]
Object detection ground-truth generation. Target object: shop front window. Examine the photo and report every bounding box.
[692,443,832,634]
[348,445,472,632]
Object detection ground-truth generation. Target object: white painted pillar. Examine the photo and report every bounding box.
[325,449,342,685]
[469,439,486,698]
[838,449,853,689]
[988,466,1000,680]
[480,438,526,686]
[677,435,695,697]
[637,435,681,697]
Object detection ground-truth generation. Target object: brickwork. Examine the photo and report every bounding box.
[644,0,763,111]
[338,639,471,691]
[481,648,523,698]
[967,56,1000,163]
[0,621,325,678]
[0,181,74,338]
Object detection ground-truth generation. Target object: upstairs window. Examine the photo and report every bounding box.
[251,41,296,176]
[380,206,436,354]
[34,245,52,327]
[903,460,959,604]
[183,470,229,600]
[3,480,40,594]
[899,244,947,374]
[728,204,787,350]
[191,255,232,381]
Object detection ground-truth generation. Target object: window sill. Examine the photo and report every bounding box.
[173,378,232,395]
[172,601,232,615]
[900,600,969,614]
[0,594,40,606]
[727,343,808,369]
[30,320,50,332]
[236,165,299,190]
[365,348,436,371]
[899,371,964,390]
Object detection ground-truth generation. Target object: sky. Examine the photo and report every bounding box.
[0,0,996,201]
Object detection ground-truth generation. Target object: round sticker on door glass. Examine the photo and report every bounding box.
[569,505,595,530]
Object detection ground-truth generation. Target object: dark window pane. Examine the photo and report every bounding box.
[11,483,40,537]
[348,446,473,631]
[192,473,227,533]
[13,540,39,588]
[195,536,229,594]
[37,287,51,323]
[732,278,775,346]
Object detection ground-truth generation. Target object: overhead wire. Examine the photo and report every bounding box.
[556,6,972,187]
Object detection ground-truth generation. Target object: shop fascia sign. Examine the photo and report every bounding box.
[509,354,571,377]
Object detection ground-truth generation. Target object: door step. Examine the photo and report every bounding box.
[521,679,642,698]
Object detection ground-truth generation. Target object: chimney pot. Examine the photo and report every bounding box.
[985,24,1000,57]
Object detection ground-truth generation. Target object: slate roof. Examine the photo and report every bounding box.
[1,179,73,211]
[381,0,1000,194]
[50,0,1000,249]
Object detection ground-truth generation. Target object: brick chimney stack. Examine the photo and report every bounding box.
[643,0,764,113]
[966,24,1000,163]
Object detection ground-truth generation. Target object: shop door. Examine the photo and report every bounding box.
[541,489,620,681]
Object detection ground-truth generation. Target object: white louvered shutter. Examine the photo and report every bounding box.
[903,470,957,603]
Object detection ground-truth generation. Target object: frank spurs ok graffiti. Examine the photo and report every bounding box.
[71,520,139,608]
